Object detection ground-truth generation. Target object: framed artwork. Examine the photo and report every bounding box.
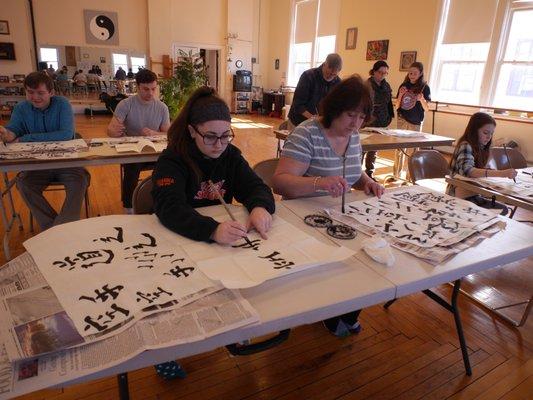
[0,76,9,82]
[13,74,25,82]
[84,10,119,46]
[83,53,89,59]
[345,27,357,50]
[400,51,417,71]
[0,42,15,60]
[100,56,106,63]
[0,21,9,35]
[366,40,389,61]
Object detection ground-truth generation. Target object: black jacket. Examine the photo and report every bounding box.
[367,77,394,128]
[152,143,275,242]
[288,65,340,126]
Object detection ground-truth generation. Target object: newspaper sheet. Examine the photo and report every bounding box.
[90,136,167,146]
[360,127,426,138]
[0,284,258,400]
[454,168,533,202]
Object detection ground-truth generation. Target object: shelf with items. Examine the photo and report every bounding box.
[231,91,252,114]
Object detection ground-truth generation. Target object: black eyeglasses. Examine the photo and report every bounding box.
[193,126,235,146]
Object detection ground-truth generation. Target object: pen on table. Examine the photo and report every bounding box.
[208,179,254,245]
[503,144,517,183]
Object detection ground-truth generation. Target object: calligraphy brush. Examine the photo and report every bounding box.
[208,180,254,246]
[341,155,346,214]
[503,144,517,183]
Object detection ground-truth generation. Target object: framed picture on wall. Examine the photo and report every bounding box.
[400,51,417,71]
[0,76,9,82]
[0,43,15,60]
[345,27,357,50]
[366,40,389,60]
[0,21,9,35]
[100,56,106,63]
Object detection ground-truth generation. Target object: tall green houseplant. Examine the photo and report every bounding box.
[160,49,207,119]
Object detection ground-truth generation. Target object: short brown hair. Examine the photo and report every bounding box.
[135,69,157,85]
[24,72,53,92]
[320,74,373,128]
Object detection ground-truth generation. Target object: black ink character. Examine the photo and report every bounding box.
[124,233,157,250]
[163,259,195,278]
[259,251,295,269]
[79,284,124,303]
[93,227,124,243]
[83,303,130,332]
[232,239,262,251]
[53,250,114,270]
[136,287,173,304]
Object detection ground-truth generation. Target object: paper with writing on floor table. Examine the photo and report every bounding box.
[179,212,355,289]
[21,211,352,355]
[327,186,500,249]
[22,215,221,355]
[453,168,533,201]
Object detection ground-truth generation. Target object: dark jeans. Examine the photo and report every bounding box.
[363,151,377,177]
[465,195,509,216]
[121,162,155,208]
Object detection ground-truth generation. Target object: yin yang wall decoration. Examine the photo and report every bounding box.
[84,10,119,46]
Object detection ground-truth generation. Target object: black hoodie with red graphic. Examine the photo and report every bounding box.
[152,143,275,242]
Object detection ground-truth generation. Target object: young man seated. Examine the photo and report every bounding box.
[0,72,90,231]
[107,68,170,214]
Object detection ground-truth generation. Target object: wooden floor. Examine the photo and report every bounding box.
[1,114,532,400]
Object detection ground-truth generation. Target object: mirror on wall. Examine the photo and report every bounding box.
[38,45,146,79]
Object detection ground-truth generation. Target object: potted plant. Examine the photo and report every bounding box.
[160,49,207,119]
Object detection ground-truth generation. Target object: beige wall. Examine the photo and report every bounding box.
[34,0,148,53]
[337,0,440,90]
[265,0,291,90]
[0,0,35,75]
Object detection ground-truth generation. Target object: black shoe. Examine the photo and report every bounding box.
[154,361,187,380]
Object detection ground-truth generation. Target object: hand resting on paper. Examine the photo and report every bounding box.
[0,126,17,143]
[246,207,272,239]
[212,220,249,244]
[317,176,350,198]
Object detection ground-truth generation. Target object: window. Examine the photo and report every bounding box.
[130,56,146,73]
[432,0,533,109]
[493,9,533,109]
[288,0,340,86]
[40,47,59,70]
[435,43,489,104]
[112,53,128,74]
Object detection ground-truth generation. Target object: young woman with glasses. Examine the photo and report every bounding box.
[152,86,275,245]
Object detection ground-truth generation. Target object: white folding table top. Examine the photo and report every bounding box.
[282,189,533,297]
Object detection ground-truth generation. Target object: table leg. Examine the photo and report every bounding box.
[117,373,129,400]
[422,279,472,375]
[1,172,23,260]
[384,280,472,376]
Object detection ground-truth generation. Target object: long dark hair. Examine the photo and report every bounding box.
[450,112,496,169]
[320,74,373,128]
[167,86,228,182]
[402,61,426,94]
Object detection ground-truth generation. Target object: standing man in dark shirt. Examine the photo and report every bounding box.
[287,53,342,128]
